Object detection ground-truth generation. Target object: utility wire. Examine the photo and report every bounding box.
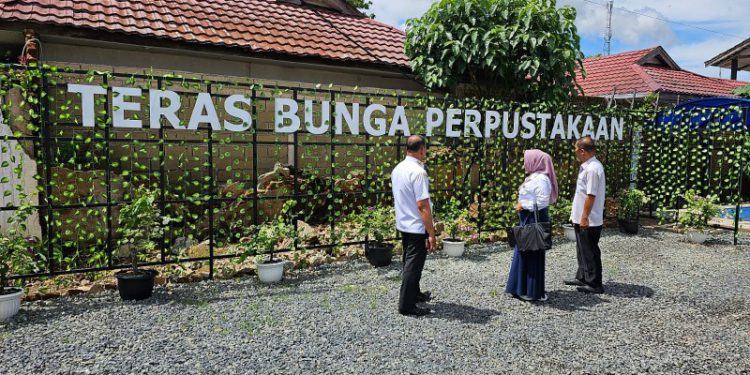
[581,0,745,41]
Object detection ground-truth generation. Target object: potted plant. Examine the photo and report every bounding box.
[240,200,297,283]
[116,187,170,300]
[440,197,469,257]
[677,190,719,244]
[617,189,648,235]
[0,205,33,321]
[550,198,575,241]
[354,206,395,267]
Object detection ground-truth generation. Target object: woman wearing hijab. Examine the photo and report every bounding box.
[505,149,559,302]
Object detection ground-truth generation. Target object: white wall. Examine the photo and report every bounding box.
[0,108,42,238]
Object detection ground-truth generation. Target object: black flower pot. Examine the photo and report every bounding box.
[364,242,394,267]
[115,269,158,301]
[618,218,639,235]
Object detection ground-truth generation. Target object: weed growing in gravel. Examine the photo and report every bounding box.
[174,299,208,308]
[212,326,229,335]
[489,289,499,298]
[340,284,363,294]
[246,302,260,313]
[239,315,278,336]
[320,296,332,310]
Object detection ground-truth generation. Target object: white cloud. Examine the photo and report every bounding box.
[669,38,750,81]
[560,0,675,46]
[368,0,750,81]
[370,0,438,30]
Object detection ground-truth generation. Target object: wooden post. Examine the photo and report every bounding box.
[731,57,739,80]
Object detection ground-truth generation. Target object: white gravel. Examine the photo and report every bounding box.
[1,229,749,374]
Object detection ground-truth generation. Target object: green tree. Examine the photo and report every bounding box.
[348,0,375,18]
[733,83,750,98]
[405,0,585,102]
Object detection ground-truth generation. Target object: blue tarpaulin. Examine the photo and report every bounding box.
[655,97,750,130]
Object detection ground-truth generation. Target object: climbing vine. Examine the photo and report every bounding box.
[0,63,648,282]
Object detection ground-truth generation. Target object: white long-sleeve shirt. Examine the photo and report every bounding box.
[518,173,552,210]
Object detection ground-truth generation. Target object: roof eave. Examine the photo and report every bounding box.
[705,37,750,67]
[0,21,413,74]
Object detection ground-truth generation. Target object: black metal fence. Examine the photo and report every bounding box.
[638,104,750,244]
[0,65,645,281]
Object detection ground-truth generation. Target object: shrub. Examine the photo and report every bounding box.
[0,204,34,294]
[352,206,394,244]
[617,189,648,220]
[439,197,470,239]
[550,197,572,228]
[118,187,170,273]
[677,190,719,231]
[239,200,298,264]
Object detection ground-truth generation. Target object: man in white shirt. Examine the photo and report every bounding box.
[391,135,436,317]
[565,136,606,294]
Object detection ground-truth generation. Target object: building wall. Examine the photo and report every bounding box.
[37,36,423,92]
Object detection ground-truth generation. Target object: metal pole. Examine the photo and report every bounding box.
[207,83,215,279]
[292,89,299,253]
[735,108,748,245]
[329,91,336,255]
[40,66,54,276]
[104,74,113,269]
[157,77,166,264]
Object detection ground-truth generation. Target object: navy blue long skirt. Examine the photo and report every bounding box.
[505,208,549,300]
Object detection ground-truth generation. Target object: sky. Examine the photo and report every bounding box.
[369,0,750,81]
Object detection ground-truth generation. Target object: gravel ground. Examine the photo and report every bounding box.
[1,229,750,374]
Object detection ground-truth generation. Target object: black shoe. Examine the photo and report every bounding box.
[576,285,604,294]
[563,279,586,286]
[417,291,432,302]
[399,307,432,317]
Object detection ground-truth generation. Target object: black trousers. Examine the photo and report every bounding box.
[399,231,427,311]
[574,225,603,288]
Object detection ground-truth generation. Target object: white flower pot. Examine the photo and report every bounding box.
[0,288,23,321]
[686,229,708,244]
[443,239,465,257]
[563,224,576,242]
[257,260,285,283]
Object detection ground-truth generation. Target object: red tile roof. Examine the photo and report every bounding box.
[577,47,747,98]
[0,0,410,68]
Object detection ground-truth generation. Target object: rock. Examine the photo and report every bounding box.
[88,283,106,294]
[65,286,91,296]
[40,291,62,300]
[297,221,320,246]
[334,171,366,209]
[186,240,210,258]
[308,254,327,268]
[435,222,445,235]
[115,243,135,259]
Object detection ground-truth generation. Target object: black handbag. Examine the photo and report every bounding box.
[510,203,552,252]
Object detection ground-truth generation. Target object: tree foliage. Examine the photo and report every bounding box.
[733,83,750,98]
[405,0,585,102]
[348,0,375,18]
